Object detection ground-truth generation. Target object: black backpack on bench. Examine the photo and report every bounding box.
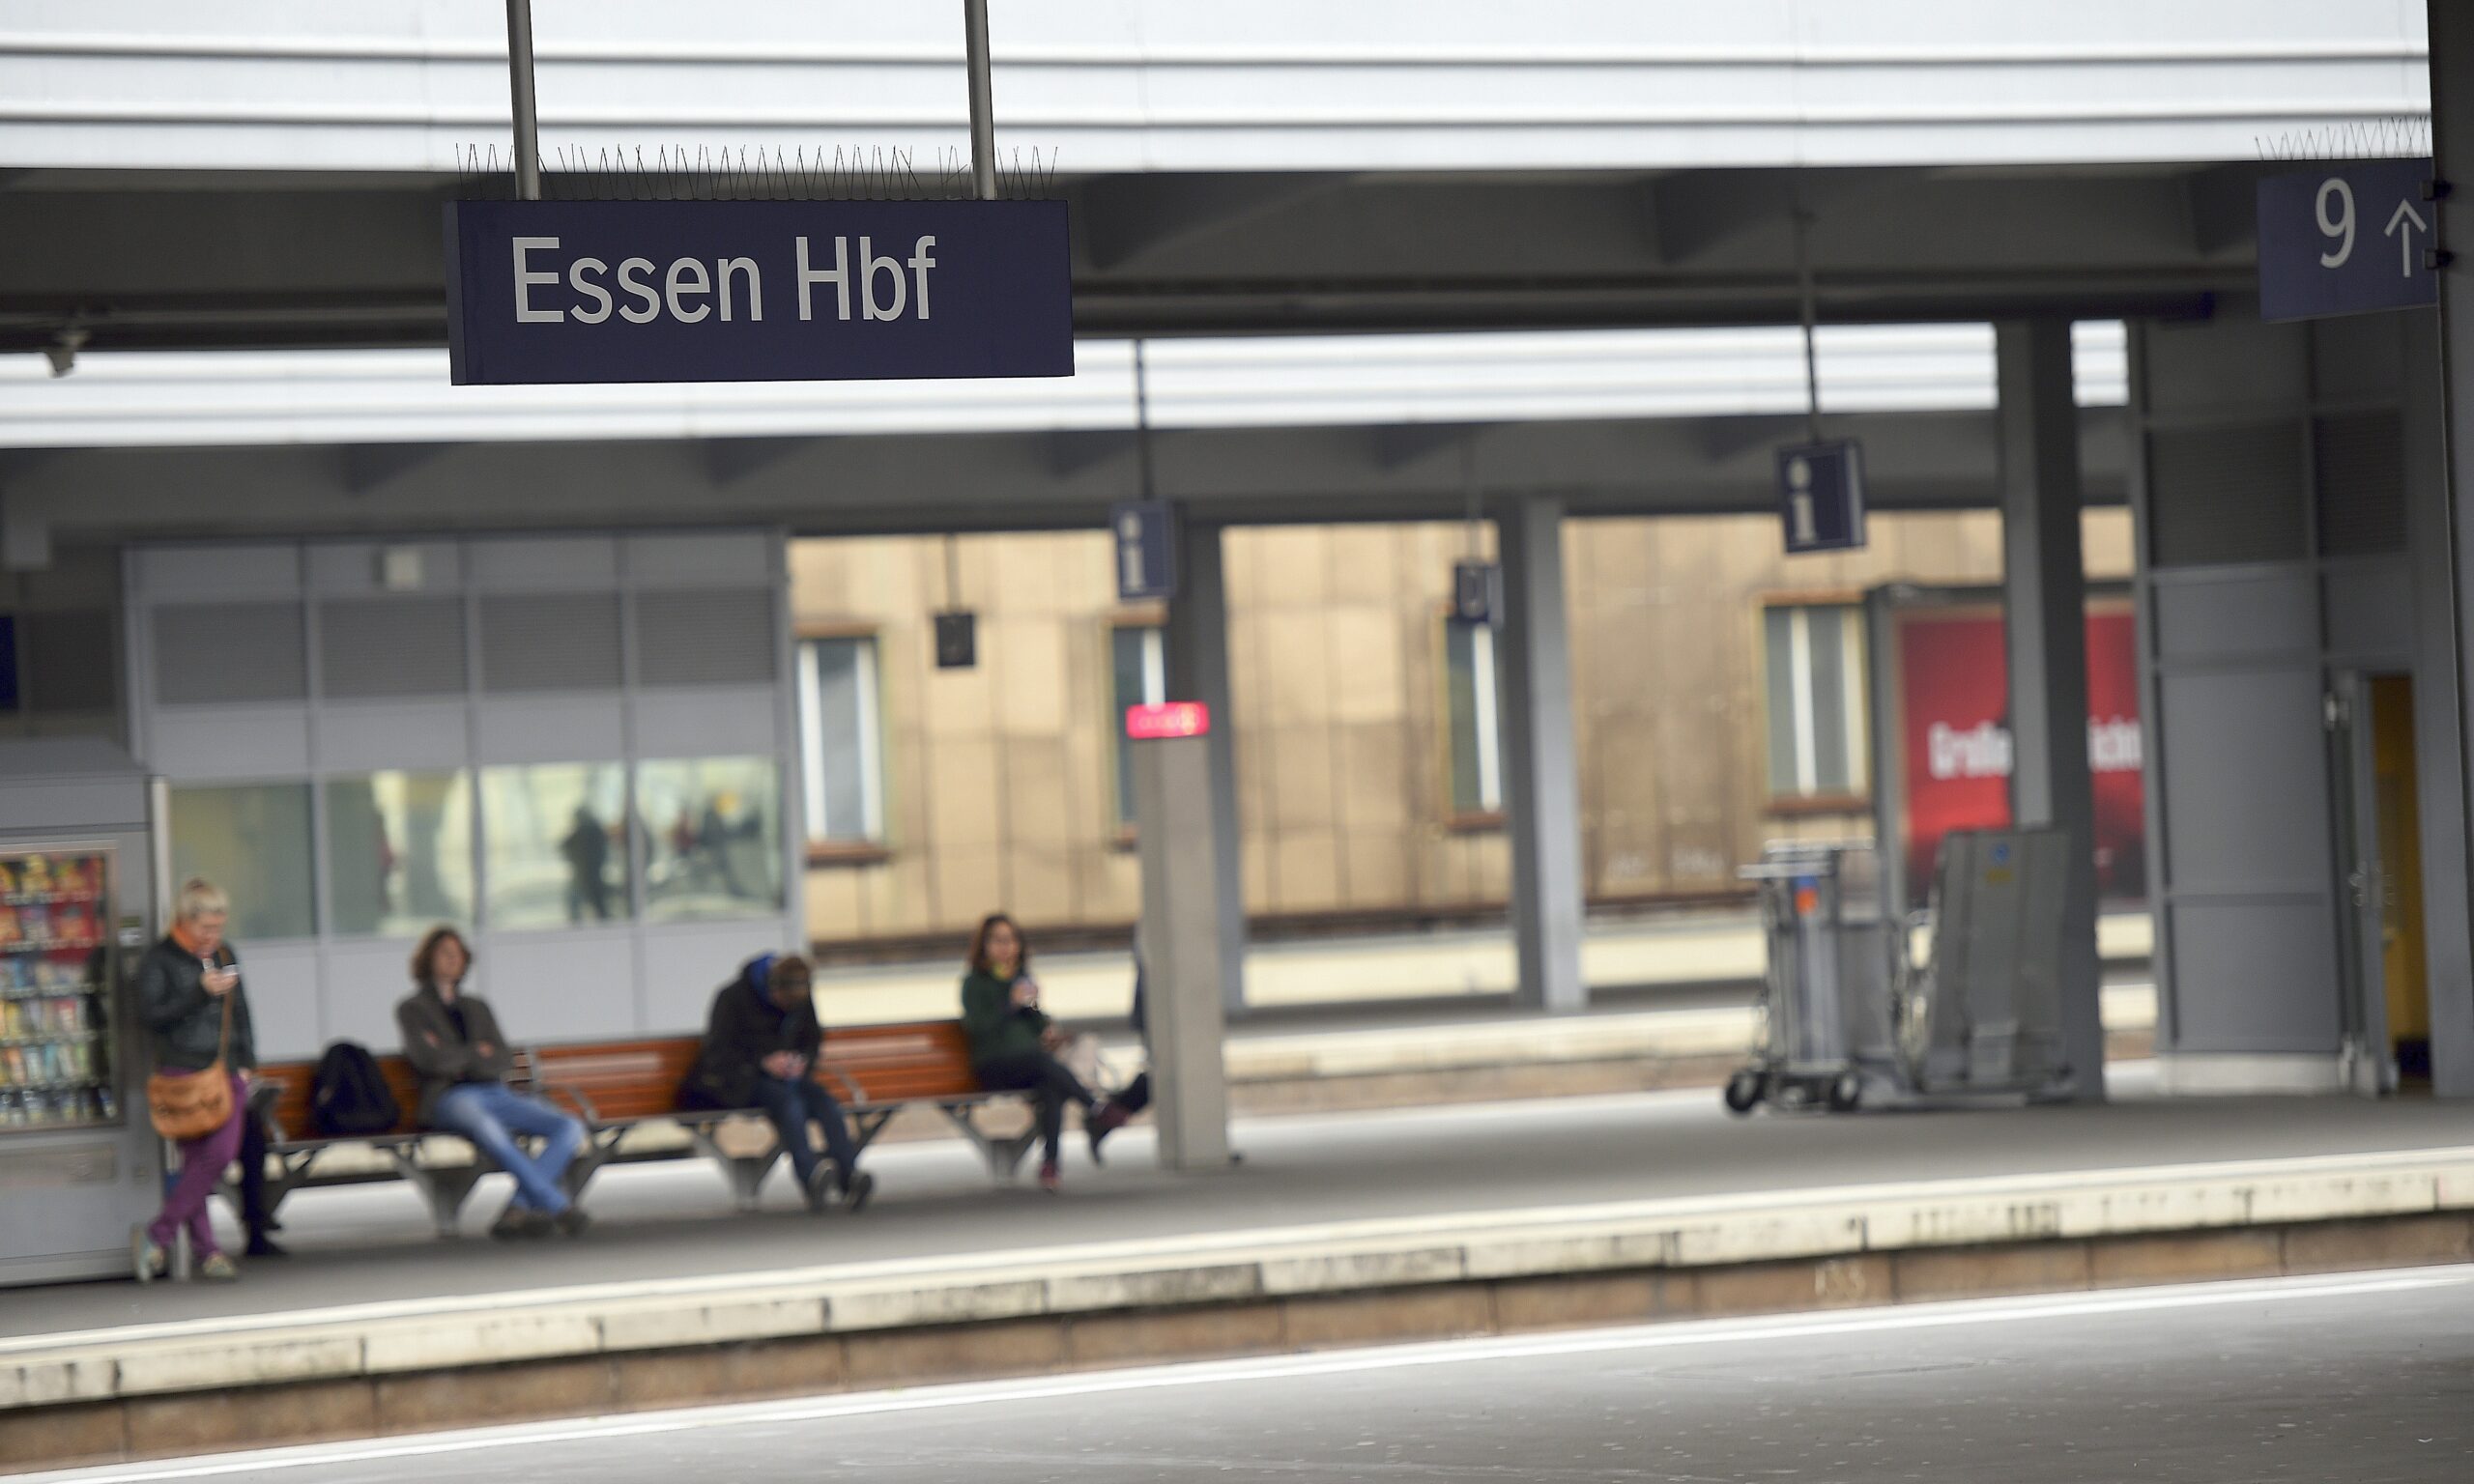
[311,1040,401,1137]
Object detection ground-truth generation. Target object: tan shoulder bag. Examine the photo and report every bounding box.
[147,974,233,1142]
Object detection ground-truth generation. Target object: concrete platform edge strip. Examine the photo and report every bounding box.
[3,1143,2468,1420]
[5,1215,2465,1473]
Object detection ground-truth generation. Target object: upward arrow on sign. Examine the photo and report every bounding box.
[2388,198,2430,278]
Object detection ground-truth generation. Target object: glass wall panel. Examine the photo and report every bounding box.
[480,762,629,930]
[639,757,782,923]
[327,771,474,937]
[166,784,316,940]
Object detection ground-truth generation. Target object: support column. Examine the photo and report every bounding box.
[2421,0,2474,1097]
[1996,319,2105,1101]
[1162,513,1247,1017]
[1493,496,1586,1013]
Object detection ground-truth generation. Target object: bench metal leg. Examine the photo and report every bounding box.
[387,1146,486,1239]
[684,1124,784,1213]
[939,1102,1037,1183]
[849,1108,897,1157]
[561,1127,627,1206]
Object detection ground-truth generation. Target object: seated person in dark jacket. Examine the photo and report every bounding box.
[678,954,874,1213]
[961,914,1130,1193]
[395,926,589,1240]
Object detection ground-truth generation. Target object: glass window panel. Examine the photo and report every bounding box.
[1110,627,1161,826]
[804,638,878,843]
[1807,608,1852,794]
[480,762,629,930]
[1762,608,1801,795]
[639,757,782,923]
[1445,621,1485,814]
[166,784,316,940]
[327,771,474,938]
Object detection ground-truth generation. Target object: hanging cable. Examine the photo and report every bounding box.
[1793,183,1823,446]
[1460,430,1482,559]
[1135,340,1157,501]
[942,531,961,610]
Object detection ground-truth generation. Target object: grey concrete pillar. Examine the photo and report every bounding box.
[2401,310,2474,1098]
[1134,732,1233,1170]
[2420,0,2474,1097]
[1995,318,2106,1101]
[1493,496,1586,1013]
[1162,513,1248,1017]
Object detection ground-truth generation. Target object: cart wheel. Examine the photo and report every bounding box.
[1722,1070,1764,1116]
[1827,1070,1864,1113]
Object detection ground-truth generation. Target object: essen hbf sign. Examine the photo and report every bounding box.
[444,199,1074,385]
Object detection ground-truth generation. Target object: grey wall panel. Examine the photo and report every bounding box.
[632,689,778,759]
[622,531,774,588]
[129,545,302,603]
[0,780,150,834]
[474,698,625,763]
[2143,319,2308,415]
[2164,900,2342,1054]
[641,923,790,1035]
[148,710,313,780]
[306,542,464,596]
[633,589,777,686]
[478,593,624,693]
[240,945,326,1060]
[2309,313,2405,401]
[321,938,421,1054]
[316,702,471,774]
[2323,560,2415,664]
[319,596,468,698]
[467,537,619,592]
[2157,669,2331,893]
[152,603,308,703]
[476,930,640,1042]
[2151,573,2316,662]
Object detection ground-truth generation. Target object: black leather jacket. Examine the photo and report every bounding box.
[137,935,256,1073]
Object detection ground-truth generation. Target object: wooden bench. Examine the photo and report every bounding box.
[237,1021,1036,1237]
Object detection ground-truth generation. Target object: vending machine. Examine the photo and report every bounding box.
[0,740,161,1287]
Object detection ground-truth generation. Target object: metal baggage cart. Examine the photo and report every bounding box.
[1726,842,1897,1114]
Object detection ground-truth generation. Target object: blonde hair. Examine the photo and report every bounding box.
[176,877,229,924]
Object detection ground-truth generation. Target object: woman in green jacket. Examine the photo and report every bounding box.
[960,914,1128,1191]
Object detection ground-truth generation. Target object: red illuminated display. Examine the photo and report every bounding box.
[1893,602,2145,906]
[1124,701,1211,740]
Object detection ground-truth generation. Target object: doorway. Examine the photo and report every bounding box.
[2331,672,2431,1093]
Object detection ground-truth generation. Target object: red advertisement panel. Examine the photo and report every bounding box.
[1894,601,2145,906]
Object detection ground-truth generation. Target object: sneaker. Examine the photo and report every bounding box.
[554,1206,592,1239]
[1085,1100,1131,1164]
[197,1253,241,1283]
[803,1162,835,1214]
[840,1170,876,1214]
[1037,1159,1061,1194]
[132,1229,166,1285]
[489,1205,547,1241]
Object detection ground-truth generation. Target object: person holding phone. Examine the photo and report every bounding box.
[135,877,260,1282]
[960,914,1129,1192]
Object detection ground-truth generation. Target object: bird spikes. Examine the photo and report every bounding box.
[454,142,1060,202]
[2256,116,2432,164]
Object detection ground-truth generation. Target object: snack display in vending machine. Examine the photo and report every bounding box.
[0,847,119,1130]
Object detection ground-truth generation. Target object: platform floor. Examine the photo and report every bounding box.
[7,1053,2464,1349]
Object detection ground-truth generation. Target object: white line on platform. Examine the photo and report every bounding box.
[15,1267,2463,1484]
[8,1135,2466,1356]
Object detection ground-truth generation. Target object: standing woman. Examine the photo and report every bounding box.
[960,914,1129,1192]
[135,878,257,1282]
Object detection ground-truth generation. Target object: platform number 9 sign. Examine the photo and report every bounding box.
[2317,178,2356,269]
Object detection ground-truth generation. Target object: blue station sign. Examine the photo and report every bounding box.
[1777,439,1867,556]
[444,199,1074,385]
[1111,500,1178,603]
[2257,158,2440,323]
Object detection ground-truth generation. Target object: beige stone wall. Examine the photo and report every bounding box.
[794,510,2134,949]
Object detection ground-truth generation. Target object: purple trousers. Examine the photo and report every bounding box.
[148,1072,245,1259]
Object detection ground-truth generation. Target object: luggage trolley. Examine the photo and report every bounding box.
[1726,842,1898,1114]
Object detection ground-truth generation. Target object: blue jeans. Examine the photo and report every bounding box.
[749,1075,861,1192]
[432,1082,585,1214]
